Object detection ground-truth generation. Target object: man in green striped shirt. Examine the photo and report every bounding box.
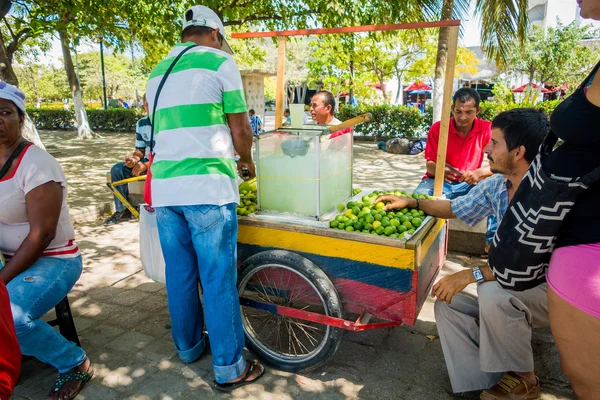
[145,5,263,392]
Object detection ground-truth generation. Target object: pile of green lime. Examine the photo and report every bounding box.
[353,187,362,196]
[237,180,258,216]
[330,190,432,239]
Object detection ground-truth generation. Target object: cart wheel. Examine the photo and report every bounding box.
[238,250,343,372]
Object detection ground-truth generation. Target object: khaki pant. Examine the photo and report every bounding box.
[434,281,549,393]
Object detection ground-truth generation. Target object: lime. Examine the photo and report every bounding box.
[364,214,375,224]
[400,216,409,223]
[387,211,396,218]
[349,214,358,221]
[418,194,427,199]
[337,203,345,212]
[354,221,364,231]
[374,213,382,222]
[347,201,356,209]
[408,229,415,234]
[341,216,349,223]
[375,202,385,210]
[379,211,387,217]
[330,220,339,228]
[390,233,399,238]
[401,208,409,214]
[344,209,354,218]
[384,226,395,236]
[362,229,370,233]
[335,215,344,222]
[363,222,373,231]
[375,226,385,235]
[370,210,379,216]
[362,196,370,203]
[356,202,364,209]
[394,190,400,195]
[362,207,371,213]
[381,219,390,228]
[390,218,400,227]
[338,224,345,230]
[403,221,413,229]
[352,206,361,215]
[412,218,422,228]
[407,215,413,221]
[398,225,408,233]
[418,210,425,216]
[372,220,382,229]
[346,226,355,231]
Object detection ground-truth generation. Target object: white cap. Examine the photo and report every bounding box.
[0,81,26,114]
[182,5,233,54]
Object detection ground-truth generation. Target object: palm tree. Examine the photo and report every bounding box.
[431,0,529,122]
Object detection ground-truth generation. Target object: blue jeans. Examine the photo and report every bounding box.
[5,256,86,373]
[413,177,498,245]
[413,177,473,199]
[155,203,246,383]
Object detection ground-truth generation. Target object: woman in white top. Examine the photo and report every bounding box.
[0,82,92,400]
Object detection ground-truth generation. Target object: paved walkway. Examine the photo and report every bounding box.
[12,132,574,399]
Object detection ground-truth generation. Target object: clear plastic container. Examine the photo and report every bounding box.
[256,128,353,220]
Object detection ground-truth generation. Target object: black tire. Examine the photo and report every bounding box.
[238,250,344,372]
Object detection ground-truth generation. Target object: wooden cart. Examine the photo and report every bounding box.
[235,215,447,371]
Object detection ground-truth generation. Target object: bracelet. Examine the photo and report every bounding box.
[415,198,420,209]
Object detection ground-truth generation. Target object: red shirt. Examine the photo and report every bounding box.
[0,280,20,400]
[423,117,492,180]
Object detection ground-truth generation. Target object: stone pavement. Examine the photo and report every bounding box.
[12,133,574,399]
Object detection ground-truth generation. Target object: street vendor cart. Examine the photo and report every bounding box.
[230,19,461,372]
[233,118,448,372]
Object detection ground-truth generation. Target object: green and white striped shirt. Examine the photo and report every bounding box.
[146,42,247,207]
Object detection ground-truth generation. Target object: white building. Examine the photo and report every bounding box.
[529,0,600,29]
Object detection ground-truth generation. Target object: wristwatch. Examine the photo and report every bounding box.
[472,267,485,283]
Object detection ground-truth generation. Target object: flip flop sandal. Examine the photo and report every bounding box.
[51,365,94,400]
[213,360,265,393]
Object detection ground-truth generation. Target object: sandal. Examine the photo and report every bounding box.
[51,364,94,400]
[213,360,265,393]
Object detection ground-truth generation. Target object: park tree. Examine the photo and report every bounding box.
[504,22,600,102]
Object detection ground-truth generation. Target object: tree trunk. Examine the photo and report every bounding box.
[59,30,94,139]
[394,69,403,105]
[0,33,19,85]
[432,0,454,123]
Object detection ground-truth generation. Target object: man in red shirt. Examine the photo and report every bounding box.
[414,88,492,199]
[415,88,496,250]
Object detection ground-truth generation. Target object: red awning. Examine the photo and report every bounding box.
[404,81,433,92]
[512,83,551,93]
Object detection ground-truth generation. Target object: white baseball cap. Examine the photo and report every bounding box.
[182,5,233,54]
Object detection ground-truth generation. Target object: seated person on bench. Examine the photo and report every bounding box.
[104,94,151,226]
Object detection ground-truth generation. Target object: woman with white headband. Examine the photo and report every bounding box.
[0,82,93,400]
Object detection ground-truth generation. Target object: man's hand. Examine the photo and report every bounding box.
[237,157,256,181]
[132,162,148,177]
[444,166,462,183]
[431,269,474,304]
[461,169,482,185]
[124,156,139,169]
[375,195,415,211]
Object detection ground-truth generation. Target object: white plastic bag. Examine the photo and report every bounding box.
[139,204,166,283]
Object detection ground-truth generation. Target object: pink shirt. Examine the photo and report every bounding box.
[423,118,492,180]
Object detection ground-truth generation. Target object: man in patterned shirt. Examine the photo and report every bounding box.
[104,94,151,225]
[377,109,550,400]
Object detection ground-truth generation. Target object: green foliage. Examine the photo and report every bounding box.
[335,100,561,140]
[504,22,600,100]
[337,104,431,140]
[27,108,144,132]
[478,100,561,122]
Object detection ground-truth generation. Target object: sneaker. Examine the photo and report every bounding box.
[103,209,132,226]
[480,372,541,400]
